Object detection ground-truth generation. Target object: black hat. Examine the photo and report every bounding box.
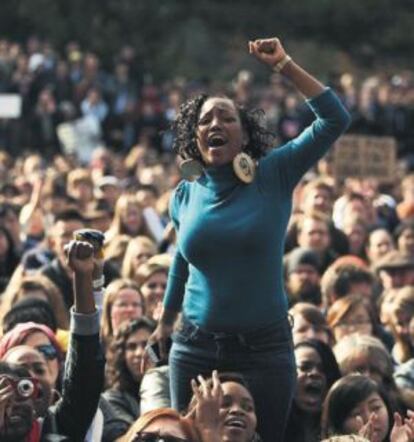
[285,247,321,274]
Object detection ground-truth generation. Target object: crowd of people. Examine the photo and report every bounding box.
[0,34,413,442]
[0,35,413,161]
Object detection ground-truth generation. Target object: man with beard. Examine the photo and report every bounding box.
[0,239,104,441]
[285,247,322,307]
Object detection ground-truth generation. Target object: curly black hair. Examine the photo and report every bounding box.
[105,317,156,395]
[171,94,275,162]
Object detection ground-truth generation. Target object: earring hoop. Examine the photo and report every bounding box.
[232,152,256,183]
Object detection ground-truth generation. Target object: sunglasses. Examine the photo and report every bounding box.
[36,344,59,360]
[133,432,191,442]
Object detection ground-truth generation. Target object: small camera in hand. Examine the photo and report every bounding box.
[5,377,39,400]
[73,229,105,258]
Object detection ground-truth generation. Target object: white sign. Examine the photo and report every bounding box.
[0,94,22,118]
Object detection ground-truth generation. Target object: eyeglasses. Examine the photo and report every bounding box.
[133,432,191,442]
[146,283,167,290]
[36,344,59,360]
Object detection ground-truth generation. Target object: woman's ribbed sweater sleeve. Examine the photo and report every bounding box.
[162,181,189,312]
[163,248,189,311]
[261,88,351,192]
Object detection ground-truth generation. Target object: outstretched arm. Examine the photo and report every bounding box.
[144,183,189,366]
[251,36,351,190]
[143,249,188,368]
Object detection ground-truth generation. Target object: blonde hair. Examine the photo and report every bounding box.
[101,278,145,345]
[388,286,414,363]
[66,168,93,192]
[135,261,169,287]
[296,209,331,234]
[119,408,199,442]
[105,194,154,244]
[321,436,369,442]
[121,235,157,279]
[105,234,132,267]
[0,274,69,330]
[333,334,392,379]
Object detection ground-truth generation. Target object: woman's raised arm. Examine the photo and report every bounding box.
[249,37,325,98]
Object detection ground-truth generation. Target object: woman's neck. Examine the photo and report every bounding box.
[199,162,239,192]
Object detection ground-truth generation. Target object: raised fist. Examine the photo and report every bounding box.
[249,37,287,68]
[65,240,94,274]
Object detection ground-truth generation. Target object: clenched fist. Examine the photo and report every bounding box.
[65,240,94,275]
[249,37,287,68]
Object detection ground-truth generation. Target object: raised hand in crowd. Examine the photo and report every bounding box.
[66,239,95,314]
[390,411,414,442]
[188,371,223,442]
[355,412,380,442]
[354,409,414,442]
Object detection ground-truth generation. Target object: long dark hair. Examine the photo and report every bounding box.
[321,374,393,440]
[295,339,341,391]
[172,94,275,162]
[106,317,156,395]
[285,340,341,442]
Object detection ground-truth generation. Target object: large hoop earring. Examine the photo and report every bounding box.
[232,152,256,183]
[179,158,203,182]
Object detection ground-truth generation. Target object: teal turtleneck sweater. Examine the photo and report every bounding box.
[164,88,351,331]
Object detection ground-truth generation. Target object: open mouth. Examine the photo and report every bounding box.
[224,416,247,430]
[302,381,324,404]
[207,134,227,148]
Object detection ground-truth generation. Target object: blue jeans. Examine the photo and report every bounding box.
[169,315,296,442]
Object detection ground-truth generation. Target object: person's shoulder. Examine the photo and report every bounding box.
[102,388,138,409]
[394,358,414,390]
[171,180,191,208]
[174,180,190,197]
[102,388,124,402]
[258,143,292,168]
[101,389,139,425]
[142,365,170,382]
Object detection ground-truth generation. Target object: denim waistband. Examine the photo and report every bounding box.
[177,314,293,344]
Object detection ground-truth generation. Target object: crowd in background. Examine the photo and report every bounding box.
[0,35,414,441]
[0,36,413,161]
